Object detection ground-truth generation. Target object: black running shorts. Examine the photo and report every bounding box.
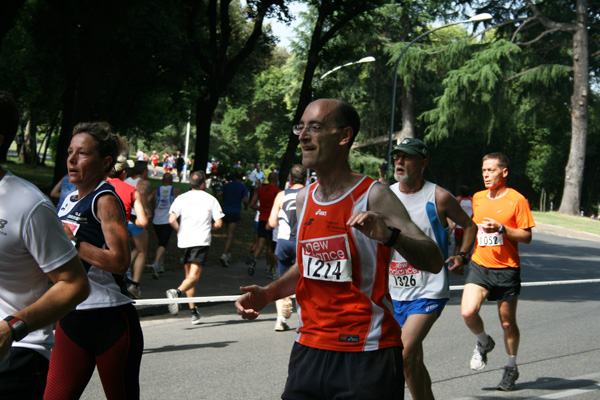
[466,260,521,302]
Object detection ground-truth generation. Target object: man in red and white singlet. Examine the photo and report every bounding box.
[236,99,444,400]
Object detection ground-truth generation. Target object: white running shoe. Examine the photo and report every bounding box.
[274,316,290,332]
[166,289,179,316]
[470,335,495,370]
[220,253,230,268]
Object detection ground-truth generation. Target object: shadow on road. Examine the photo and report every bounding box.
[143,341,237,355]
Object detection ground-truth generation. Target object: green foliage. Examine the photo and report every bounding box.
[217,49,297,166]
[423,39,522,142]
[349,150,386,180]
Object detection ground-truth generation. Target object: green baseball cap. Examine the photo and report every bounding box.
[390,137,429,158]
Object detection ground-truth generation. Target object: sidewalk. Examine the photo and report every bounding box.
[534,222,600,243]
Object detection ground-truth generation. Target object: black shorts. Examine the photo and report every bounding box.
[0,347,48,399]
[179,246,209,265]
[257,220,273,240]
[223,213,241,224]
[282,342,404,400]
[153,223,173,248]
[466,260,521,302]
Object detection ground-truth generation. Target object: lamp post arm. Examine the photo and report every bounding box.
[314,56,376,99]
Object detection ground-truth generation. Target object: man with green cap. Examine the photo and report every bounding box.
[388,137,477,400]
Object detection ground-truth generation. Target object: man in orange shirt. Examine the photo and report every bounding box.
[461,152,535,391]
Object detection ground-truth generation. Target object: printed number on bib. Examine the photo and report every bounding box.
[300,234,352,282]
[476,224,504,247]
[389,261,423,288]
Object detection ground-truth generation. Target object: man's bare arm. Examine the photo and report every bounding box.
[436,186,477,274]
[348,183,443,274]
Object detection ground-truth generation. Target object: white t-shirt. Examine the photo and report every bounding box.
[169,190,224,248]
[249,169,265,187]
[124,177,141,216]
[0,170,79,359]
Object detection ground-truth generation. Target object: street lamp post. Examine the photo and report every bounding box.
[313,56,376,99]
[386,14,492,182]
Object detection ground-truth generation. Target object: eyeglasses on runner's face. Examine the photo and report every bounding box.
[292,123,345,136]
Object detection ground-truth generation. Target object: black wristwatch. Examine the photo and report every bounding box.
[498,224,506,235]
[4,316,29,342]
[384,226,401,247]
[457,252,470,264]
[71,236,80,249]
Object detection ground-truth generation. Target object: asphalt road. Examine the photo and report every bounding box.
[79,232,600,399]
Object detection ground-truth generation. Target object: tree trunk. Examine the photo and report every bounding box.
[278,55,318,189]
[53,0,77,184]
[19,112,39,166]
[558,0,588,215]
[192,93,220,173]
[399,84,415,140]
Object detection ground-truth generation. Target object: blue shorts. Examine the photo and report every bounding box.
[127,222,145,237]
[275,239,296,276]
[392,298,448,327]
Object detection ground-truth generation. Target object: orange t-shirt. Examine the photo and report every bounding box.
[471,188,535,269]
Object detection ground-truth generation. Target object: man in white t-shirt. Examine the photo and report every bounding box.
[0,91,89,399]
[248,162,265,200]
[165,171,224,324]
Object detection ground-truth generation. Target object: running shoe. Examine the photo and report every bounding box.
[157,261,165,274]
[274,316,290,332]
[497,366,519,391]
[246,257,256,276]
[282,299,293,319]
[220,253,230,268]
[151,262,160,280]
[266,268,278,280]
[166,289,179,316]
[190,308,202,325]
[470,335,495,370]
[127,284,141,299]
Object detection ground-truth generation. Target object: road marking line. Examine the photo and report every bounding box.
[132,279,600,306]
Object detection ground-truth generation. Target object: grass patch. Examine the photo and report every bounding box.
[3,158,56,193]
[532,211,600,236]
